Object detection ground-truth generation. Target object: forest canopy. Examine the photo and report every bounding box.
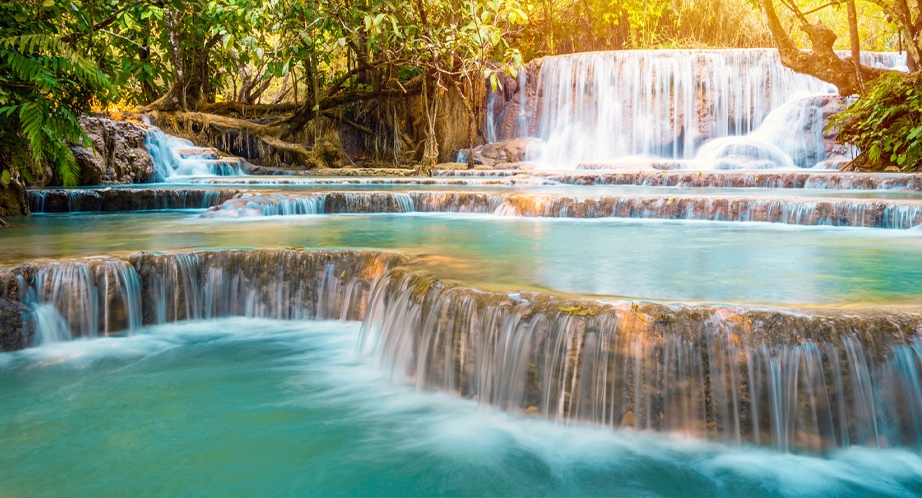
[0,0,918,186]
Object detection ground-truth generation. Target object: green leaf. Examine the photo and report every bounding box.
[1,170,10,187]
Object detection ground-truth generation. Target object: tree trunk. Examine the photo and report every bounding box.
[758,0,895,96]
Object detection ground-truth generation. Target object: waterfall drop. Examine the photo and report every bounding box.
[146,129,247,181]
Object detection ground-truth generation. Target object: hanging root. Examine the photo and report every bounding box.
[152,111,326,168]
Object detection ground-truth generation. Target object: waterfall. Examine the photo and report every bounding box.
[202,191,922,229]
[146,129,247,181]
[10,258,143,344]
[522,49,906,169]
[4,249,922,451]
[0,250,407,347]
[28,188,237,213]
[358,270,922,451]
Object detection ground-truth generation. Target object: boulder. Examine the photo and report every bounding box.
[0,177,29,224]
[69,115,156,185]
[0,297,34,351]
[466,137,545,167]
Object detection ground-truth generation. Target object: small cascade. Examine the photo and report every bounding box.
[857,51,909,71]
[536,171,922,190]
[359,269,922,451]
[202,191,922,229]
[27,188,237,213]
[0,250,407,348]
[146,129,247,180]
[4,258,144,344]
[694,95,848,170]
[203,192,417,218]
[130,250,403,323]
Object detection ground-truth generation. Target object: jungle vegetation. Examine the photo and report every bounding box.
[0,0,919,188]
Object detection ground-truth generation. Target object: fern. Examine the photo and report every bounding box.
[0,32,114,186]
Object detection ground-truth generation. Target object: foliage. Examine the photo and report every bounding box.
[515,0,773,57]
[830,72,922,171]
[0,1,116,187]
[0,0,913,184]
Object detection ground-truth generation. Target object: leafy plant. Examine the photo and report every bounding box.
[829,72,922,171]
[0,1,116,187]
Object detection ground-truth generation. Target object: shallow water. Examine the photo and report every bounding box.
[3,211,922,306]
[69,180,922,200]
[2,318,921,497]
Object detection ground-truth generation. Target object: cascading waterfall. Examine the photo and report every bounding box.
[533,170,922,190]
[358,269,922,451]
[855,51,909,71]
[203,191,922,229]
[520,49,906,169]
[0,249,406,346]
[28,188,237,213]
[4,249,922,452]
[534,49,834,168]
[10,258,143,344]
[146,129,247,180]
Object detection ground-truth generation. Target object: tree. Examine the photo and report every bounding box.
[0,0,116,188]
[757,0,899,96]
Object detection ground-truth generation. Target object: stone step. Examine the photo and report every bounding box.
[200,158,243,166]
[174,147,221,159]
[201,191,922,228]
[431,169,922,190]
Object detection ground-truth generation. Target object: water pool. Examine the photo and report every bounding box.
[4,211,922,306]
[2,318,921,496]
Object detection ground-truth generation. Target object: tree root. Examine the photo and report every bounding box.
[152,110,329,168]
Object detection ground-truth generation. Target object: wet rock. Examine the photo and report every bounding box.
[361,267,922,450]
[173,147,221,159]
[0,178,29,220]
[0,297,34,351]
[492,59,543,141]
[468,137,545,166]
[28,188,237,213]
[68,115,155,185]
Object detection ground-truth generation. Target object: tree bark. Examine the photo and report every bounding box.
[758,0,895,95]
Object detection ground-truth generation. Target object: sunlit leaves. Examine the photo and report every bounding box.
[831,72,922,171]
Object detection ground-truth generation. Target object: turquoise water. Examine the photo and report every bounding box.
[2,318,922,497]
[57,180,922,200]
[3,211,922,306]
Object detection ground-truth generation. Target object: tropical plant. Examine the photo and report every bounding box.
[0,1,116,187]
[830,71,922,171]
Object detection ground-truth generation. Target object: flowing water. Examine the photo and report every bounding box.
[4,48,922,496]
[146,129,247,180]
[491,49,907,169]
[4,211,922,305]
[3,318,922,496]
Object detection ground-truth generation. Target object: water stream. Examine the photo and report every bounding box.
[3,48,922,495]
[4,318,921,496]
[491,49,907,170]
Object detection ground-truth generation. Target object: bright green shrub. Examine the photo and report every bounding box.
[830,72,922,172]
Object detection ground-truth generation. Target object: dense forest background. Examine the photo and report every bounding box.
[0,0,919,191]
